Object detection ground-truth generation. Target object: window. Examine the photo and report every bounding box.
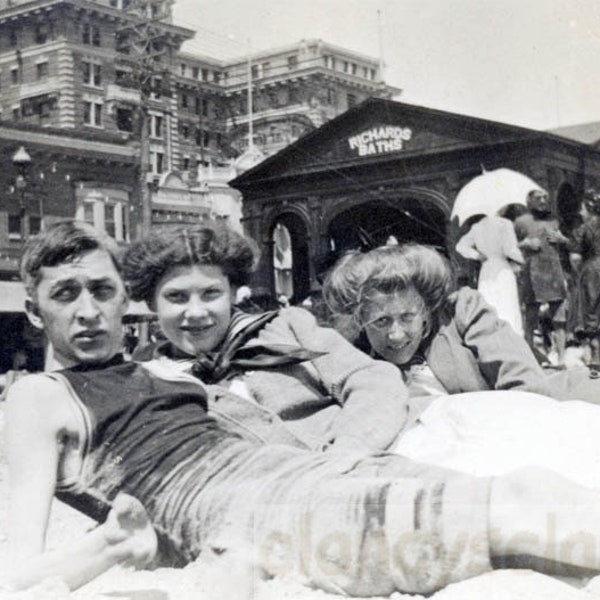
[10,67,19,85]
[261,62,270,75]
[181,92,188,109]
[35,23,49,44]
[9,28,18,47]
[351,63,357,76]
[78,194,129,241]
[151,77,162,99]
[201,68,208,81]
[203,99,209,117]
[82,61,102,86]
[195,129,209,147]
[104,204,116,238]
[150,151,164,174]
[115,69,130,86]
[83,101,103,126]
[116,107,133,132]
[149,114,163,138]
[194,96,201,115]
[36,62,48,80]
[12,107,20,120]
[326,88,336,105]
[192,66,199,79]
[251,64,259,80]
[8,215,21,240]
[115,32,130,54]
[287,55,298,69]
[29,215,41,236]
[180,63,186,76]
[347,93,357,108]
[212,71,220,83]
[82,23,100,46]
[182,156,190,170]
[181,124,189,139]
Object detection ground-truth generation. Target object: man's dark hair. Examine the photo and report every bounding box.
[20,220,123,297]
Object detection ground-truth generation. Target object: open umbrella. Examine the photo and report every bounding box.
[451,168,545,226]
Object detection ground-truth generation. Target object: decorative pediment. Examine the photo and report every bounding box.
[233,98,541,185]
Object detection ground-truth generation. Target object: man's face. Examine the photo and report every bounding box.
[26,249,129,369]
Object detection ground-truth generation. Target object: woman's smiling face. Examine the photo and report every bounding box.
[361,287,431,366]
[153,264,235,356]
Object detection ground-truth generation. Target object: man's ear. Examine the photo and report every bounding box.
[25,297,44,330]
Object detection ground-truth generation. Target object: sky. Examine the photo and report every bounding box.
[172,0,600,132]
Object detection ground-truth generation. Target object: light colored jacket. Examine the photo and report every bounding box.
[426,287,553,396]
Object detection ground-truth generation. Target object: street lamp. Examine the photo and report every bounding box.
[12,146,32,241]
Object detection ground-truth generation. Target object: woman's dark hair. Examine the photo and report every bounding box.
[323,244,454,341]
[123,222,259,306]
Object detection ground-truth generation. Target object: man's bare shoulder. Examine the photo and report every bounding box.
[6,372,71,415]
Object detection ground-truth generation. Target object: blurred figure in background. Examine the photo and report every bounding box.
[455,213,524,335]
[569,189,600,367]
[514,190,570,367]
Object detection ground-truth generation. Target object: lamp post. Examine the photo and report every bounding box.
[12,146,32,241]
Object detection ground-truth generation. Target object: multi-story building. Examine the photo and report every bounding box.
[0,0,397,366]
[0,0,397,166]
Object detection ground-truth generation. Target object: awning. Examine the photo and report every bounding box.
[0,280,27,313]
[0,280,155,320]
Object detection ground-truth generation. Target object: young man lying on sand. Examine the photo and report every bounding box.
[6,220,600,597]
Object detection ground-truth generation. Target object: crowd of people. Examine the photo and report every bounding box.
[456,187,600,371]
[4,207,600,597]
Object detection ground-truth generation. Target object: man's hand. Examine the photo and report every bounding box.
[103,493,158,569]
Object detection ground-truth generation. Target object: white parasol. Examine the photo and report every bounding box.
[451,168,545,226]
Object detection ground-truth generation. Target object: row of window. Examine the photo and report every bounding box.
[7,214,41,240]
[6,22,100,48]
[178,63,225,84]
[179,93,211,117]
[179,124,218,147]
[323,55,377,80]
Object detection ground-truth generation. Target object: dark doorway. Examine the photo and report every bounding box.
[327,197,448,255]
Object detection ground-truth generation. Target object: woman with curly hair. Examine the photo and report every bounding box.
[323,243,600,483]
[123,221,408,453]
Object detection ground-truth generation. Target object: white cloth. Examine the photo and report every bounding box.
[395,391,600,488]
[456,215,524,336]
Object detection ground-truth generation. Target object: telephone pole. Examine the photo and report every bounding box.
[117,0,174,237]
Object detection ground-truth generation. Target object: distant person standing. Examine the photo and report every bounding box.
[569,189,600,366]
[514,190,570,367]
[455,214,524,335]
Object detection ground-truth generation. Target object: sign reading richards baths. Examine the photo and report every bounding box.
[347,125,412,157]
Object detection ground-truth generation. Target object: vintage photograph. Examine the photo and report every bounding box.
[2,1,600,598]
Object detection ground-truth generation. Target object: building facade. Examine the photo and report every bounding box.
[232,98,600,303]
[0,0,398,239]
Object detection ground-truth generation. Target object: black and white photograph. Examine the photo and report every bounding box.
[2,1,600,598]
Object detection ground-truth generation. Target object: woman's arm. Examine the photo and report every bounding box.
[275,307,410,452]
[452,288,552,395]
[455,229,485,262]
